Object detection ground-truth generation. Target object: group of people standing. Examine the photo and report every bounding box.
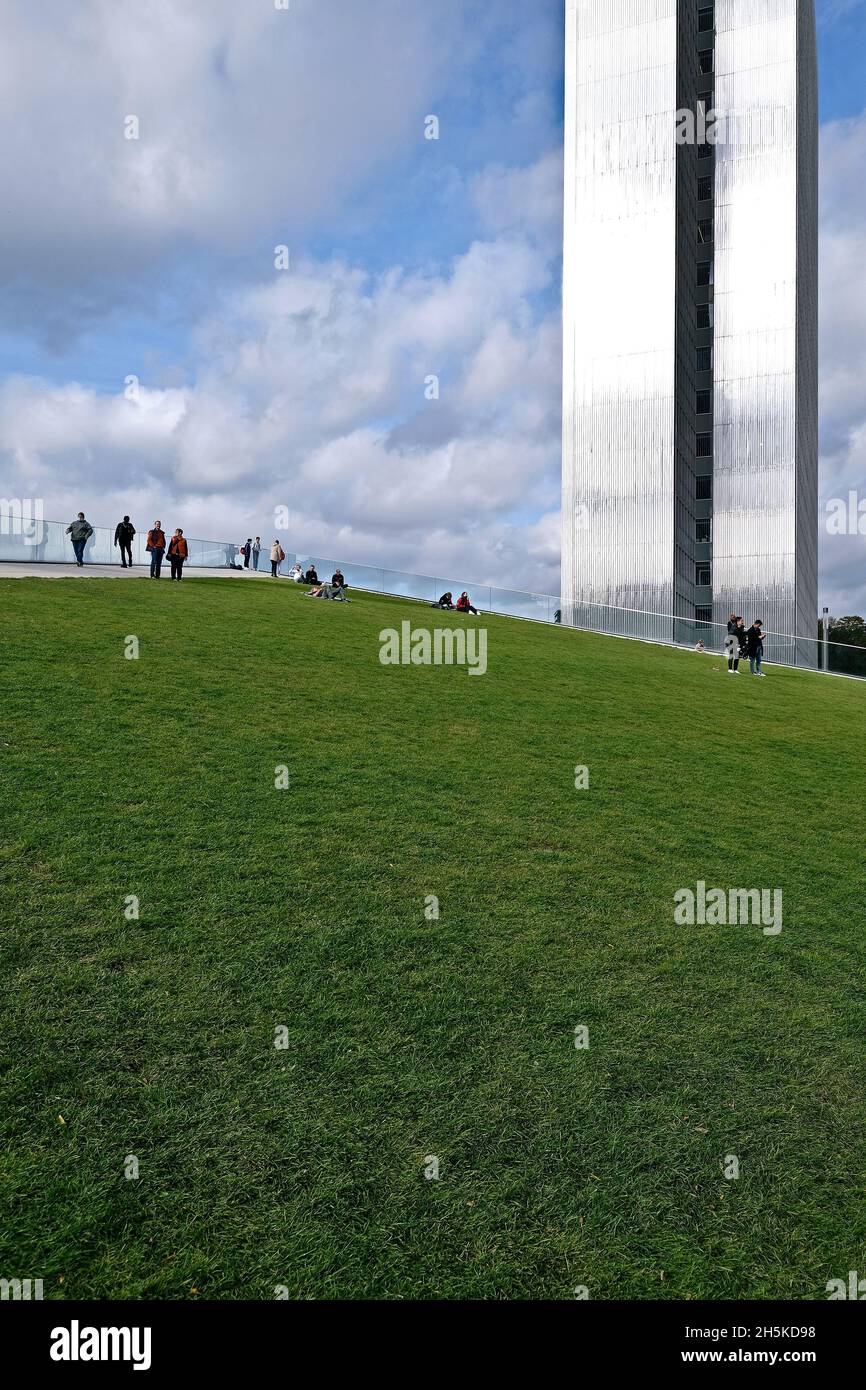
[112,516,187,580]
[725,613,766,676]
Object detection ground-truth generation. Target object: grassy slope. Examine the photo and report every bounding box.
[0,574,864,1301]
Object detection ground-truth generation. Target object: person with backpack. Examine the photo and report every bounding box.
[252,537,262,571]
[167,528,189,581]
[146,521,167,578]
[114,516,136,568]
[269,539,285,578]
[66,512,93,566]
[725,613,741,674]
[241,539,252,569]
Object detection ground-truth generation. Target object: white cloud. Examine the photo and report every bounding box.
[819,112,866,613]
[0,214,564,595]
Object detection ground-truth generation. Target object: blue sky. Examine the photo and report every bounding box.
[0,0,864,611]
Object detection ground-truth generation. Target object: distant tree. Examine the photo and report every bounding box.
[822,615,866,677]
[828,615,866,648]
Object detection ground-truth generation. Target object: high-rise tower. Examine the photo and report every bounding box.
[562,1,818,655]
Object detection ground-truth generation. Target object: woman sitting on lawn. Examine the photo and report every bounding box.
[455,591,479,615]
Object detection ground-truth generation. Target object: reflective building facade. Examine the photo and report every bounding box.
[562,1,818,653]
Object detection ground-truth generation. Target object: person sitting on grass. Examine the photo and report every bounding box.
[331,568,347,594]
[289,563,303,582]
[432,591,454,610]
[455,591,479,615]
[304,564,319,585]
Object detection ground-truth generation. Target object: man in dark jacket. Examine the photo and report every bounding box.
[114,516,136,568]
[66,512,93,566]
[242,539,252,569]
[747,621,765,676]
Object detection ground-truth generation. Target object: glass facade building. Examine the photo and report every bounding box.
[561,0,819,654]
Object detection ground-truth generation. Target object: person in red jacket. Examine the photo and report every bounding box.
[455,591,479,615]
[167,528,189,582]
[146,520,167,579]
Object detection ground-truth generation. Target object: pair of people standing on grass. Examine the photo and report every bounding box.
[725,613,765,676]
[145,522,187,580]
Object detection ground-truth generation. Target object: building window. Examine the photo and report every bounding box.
[696,389,712,414]
[696,519,712,543]
[696,564,712,587]
[698,7,714,33]
[696,475,712,500]
[698,219,714,245]
[695,605,713,624]
[700,50,714,75]
[697,345,713,371]
[698,175,713,201]
[697,303,714,329]
[696,432,713,457]
[697,261,713,286]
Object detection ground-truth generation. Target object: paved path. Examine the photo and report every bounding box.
[0,563,282,581]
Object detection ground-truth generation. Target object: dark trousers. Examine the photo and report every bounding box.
[71,539,86,565]
[170,556,185,581]
[149,548,165,577]
[118,541,132,567]
[271,561,278,577]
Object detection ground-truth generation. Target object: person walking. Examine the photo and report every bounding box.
[252,537,262,571]
[167,528,188,582]
[66,512,93,566]
[269,539,285,578]
[725,613,741,674]
[242,539,252,569]
[747,620,766,676]
[114,515,136,568]
[146,520,167,578]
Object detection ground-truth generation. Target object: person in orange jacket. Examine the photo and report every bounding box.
[167,528,189,582]
[146,520,167,579]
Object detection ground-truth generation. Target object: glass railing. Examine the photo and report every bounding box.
[2,517,865,680]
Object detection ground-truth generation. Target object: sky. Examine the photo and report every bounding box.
[0,0,864,612]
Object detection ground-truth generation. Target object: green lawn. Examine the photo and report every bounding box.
[1,574,864,1300]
